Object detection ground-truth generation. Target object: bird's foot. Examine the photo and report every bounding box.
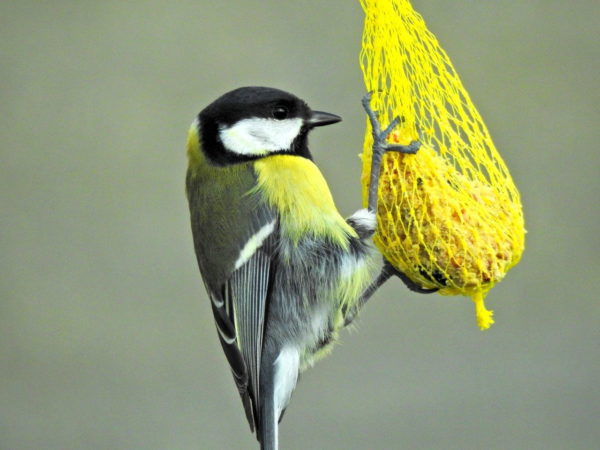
[362,92,422,211]
[361,92,421,156]
[382,259,438,294]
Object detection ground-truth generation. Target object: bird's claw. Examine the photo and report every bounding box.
[383,260,438,294]
[362,92,421,156]
[387,141,421,154]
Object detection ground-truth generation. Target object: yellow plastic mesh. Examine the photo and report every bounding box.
[359,0,525,329]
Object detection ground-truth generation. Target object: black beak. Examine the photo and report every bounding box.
[307,110,342,127]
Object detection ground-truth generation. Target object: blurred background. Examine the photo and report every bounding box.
[1,1,598,449]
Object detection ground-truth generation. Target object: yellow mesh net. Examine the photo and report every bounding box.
[359,0,525,329]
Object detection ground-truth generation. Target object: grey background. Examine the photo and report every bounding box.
[1,1,598,449]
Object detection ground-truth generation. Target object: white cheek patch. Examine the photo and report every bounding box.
[218,118,303,156]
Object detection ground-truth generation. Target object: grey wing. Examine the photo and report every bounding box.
[204,223,278,433]
[206,286,255,427]
[230,237,275,425]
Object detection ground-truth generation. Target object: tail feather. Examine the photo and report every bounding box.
[259,354,278,450]
[259,393,278,450]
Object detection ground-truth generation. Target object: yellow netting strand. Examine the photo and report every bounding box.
[359,0,525,329]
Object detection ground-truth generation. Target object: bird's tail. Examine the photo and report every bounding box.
[259,357,278,450]
[259,395,278,450]
[259,345,300,449]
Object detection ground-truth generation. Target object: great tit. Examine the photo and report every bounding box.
[185,87,382,449]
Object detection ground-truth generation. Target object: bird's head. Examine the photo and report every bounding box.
[194,86,341,165]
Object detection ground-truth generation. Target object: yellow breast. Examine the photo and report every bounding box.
[253,155,355,247]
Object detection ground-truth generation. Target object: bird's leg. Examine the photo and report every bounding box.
[344,261,394,326]
[344,260,437,326]
[354,93,436,316]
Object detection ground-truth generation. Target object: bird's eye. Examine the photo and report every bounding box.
[272,106,289,120]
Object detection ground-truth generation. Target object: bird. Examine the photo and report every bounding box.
[185,86,428,449]
[185,86,384,449]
